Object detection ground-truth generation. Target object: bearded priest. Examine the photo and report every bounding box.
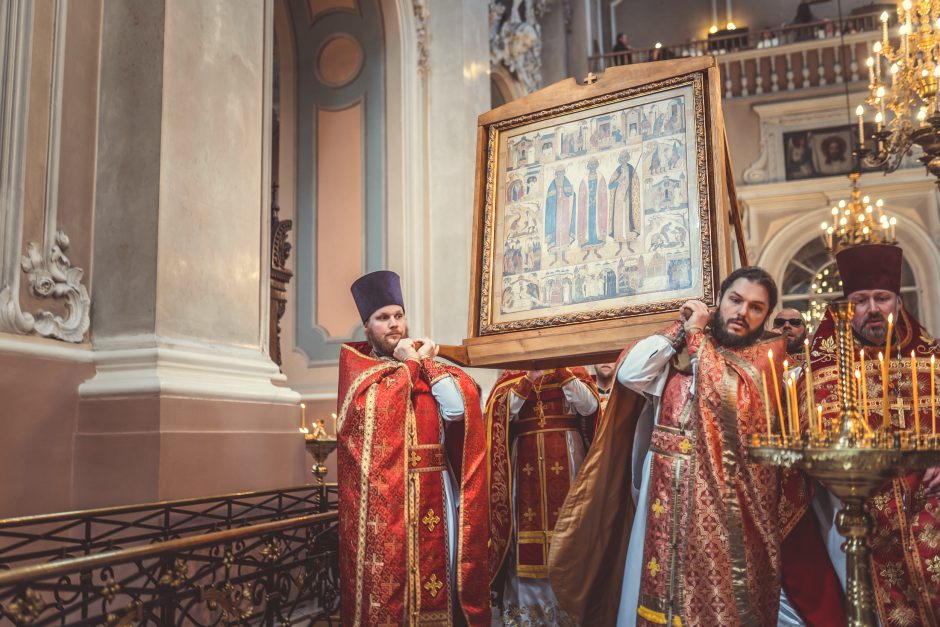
[549,266,844,627]
[336,271,491,626]
[808,244,940,624]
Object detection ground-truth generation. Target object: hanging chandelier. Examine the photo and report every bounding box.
[856,1,940,185]
[819,171,897,254]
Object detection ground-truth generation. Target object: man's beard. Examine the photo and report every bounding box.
[786,332,806,354]
[709,309,765,348]
[855,312,888,345]
[365,326,408,357]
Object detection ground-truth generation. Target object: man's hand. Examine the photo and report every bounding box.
[393,338,419,361]
[415,337,439,359]
[923,466,940,496]
[526,369,545,382]
[680,299,709,333]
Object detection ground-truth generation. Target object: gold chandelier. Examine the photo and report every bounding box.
[819,171,897,254]
[857,1,940,183]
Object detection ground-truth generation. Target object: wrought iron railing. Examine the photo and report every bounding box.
[0,511,339,626]
[0,484,338,571]
[590,9,886,71]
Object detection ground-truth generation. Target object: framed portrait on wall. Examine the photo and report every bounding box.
[443,58,739,369]
[783,123,880,181]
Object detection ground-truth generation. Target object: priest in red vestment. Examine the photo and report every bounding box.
[336,271,491,626]
[485,367,599,624]
[808,244,940,624]
[548,266,845,627]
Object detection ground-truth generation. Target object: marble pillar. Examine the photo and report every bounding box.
[75,0,305,508]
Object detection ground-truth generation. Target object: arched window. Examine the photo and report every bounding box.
[779,236,920,327]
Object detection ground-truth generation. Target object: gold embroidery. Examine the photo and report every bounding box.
[424,574,444,598]
[422,509,441,533]
[871,493,891,511]
[647,557,661,577]
[879,561,905,587]
[550,462,564,475]
[352,384,382,626]
[926,556,940,584]
[409,451,422,467]
[522,463,534,476]
[522,508,537,522]
[679,439,691,454]
[819,336,837,355]
[652,498,665,518]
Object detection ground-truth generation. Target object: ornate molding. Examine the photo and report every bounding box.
[412,0,429,75]
[490,0,548,95]
[0,0,91,343]
[0,230,90,342]
[270,184,293,367]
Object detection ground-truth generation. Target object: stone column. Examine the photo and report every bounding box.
[75,0,305,508]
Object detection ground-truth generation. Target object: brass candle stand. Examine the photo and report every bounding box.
[749,301,940,627]
[303,434,337,485]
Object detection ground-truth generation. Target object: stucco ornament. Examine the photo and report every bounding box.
[490,0,548,95]
[0,229,90,342]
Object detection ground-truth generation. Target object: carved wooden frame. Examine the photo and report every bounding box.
[452,58,737,369]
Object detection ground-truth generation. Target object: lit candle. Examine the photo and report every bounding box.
[785,375,795,439]
[817,404,824,437]
[912,350,920,439]
[331,411,338,436]
[791,375,801,438]
[301,402,306,430]
[768,350,786,437]
[880,351,889,429]
[856,105,865,144]
[932,354,936,435]
[762,371,773,439]
[804,338,815,436]
[881,11,889,45]
[866,57,875,86]
[859,349,869,424]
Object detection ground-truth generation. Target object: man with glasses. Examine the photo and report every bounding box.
[772,308,808,357]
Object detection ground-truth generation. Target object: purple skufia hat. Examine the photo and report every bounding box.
[350,270,405,322]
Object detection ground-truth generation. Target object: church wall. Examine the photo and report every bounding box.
[0,347,93,516]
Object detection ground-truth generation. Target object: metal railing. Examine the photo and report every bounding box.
[0,511,339,626]
[0,484,338,571]
[591,10,887,99]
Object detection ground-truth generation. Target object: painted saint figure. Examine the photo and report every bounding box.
[544,167,576,265]
[608,150,641,255]
[577,158,609,260]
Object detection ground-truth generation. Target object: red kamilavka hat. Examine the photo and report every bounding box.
[835,243,903,295]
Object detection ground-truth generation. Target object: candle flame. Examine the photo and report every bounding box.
[301,403,306,409]
[768,349,774,359]
[888,313,894,324]
[879,351,884,361]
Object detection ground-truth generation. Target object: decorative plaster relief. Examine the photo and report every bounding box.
[490,0,548,95]
[412,0,429,75]
[0,230,90,342]
[0,0,91,343]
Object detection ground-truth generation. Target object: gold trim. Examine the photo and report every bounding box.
[717,361,759,626]
[637,604,683,626]
[352,384,380,627]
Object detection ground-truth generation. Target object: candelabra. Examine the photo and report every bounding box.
[819,172,896,254]
[856,2,940,185]
[749,301,940,627]
[304,434,337,485]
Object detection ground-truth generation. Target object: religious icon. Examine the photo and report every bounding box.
[454,57,738,368]
[481,73,715,333]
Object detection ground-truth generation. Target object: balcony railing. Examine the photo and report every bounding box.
[0,511,339,626]
[0,484,337,571]
[590,11,885,98]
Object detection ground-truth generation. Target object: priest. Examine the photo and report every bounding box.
[336,270,491,626]
[548,266,844,626]
[808,243,940,624]
[486,366,599,623]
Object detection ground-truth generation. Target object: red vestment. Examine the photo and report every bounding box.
[549,322,840,626]
[810,308,940,624]
[336,342,491,626]
[486,367,599,580]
